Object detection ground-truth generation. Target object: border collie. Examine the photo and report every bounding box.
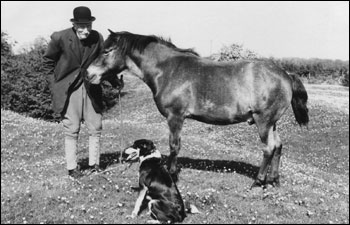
[122,139,186,223]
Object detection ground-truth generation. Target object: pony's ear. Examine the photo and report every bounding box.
[108,29,115,34]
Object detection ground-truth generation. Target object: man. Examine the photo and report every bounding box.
[44,6,114,178]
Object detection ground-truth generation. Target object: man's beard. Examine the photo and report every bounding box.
[76,31,90,40]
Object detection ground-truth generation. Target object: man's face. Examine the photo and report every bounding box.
[74,22,92,40]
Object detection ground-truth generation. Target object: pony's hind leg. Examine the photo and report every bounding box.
[167,114,184,181]
[251,122,278,188]
[266,128,282,187]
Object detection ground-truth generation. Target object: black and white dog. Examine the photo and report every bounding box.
[122,139,186,223]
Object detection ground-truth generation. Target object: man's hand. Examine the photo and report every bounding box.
[104,73,124,90]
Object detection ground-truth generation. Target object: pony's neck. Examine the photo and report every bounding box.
[125,56,144,80]
[126,43,175,96]
[124,56,159,96]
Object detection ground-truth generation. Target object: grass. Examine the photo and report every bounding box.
[1,76,349,224]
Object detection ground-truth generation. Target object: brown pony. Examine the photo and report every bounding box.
[87,30,309,187]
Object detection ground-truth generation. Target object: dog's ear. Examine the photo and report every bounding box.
[146,141,156,152]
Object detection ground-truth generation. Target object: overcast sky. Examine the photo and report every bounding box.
[1,1,349,60]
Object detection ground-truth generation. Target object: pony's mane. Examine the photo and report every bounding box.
[106,31,199,57]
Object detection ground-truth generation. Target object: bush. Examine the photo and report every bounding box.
[1,43,60,122]
[271,57,349,86]
[339,70,349,87]
[210,43,259,62]
[1,34,121,122]
[1,31,12,56]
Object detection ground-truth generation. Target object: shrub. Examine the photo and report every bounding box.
[1,31,12,56]
[339,70,349,87]
[1,43,60,122]
[210,43,259,62]
[1,34,121,122]
[271,57,349,86]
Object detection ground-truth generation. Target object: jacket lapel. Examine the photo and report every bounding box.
[82,43,93,67]
[81,31,100,67]
[68,29,82,62]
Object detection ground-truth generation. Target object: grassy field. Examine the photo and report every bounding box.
[1,75,349,224]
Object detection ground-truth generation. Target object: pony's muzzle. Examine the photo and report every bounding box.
[86,66,103,84]
[87,73,101,85]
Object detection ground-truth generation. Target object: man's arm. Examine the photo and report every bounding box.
[43,33,61,76]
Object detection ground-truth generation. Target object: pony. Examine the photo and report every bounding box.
[87,30,309,187]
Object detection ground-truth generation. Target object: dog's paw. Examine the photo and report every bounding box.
[146,220,161,224]
[188,204,201,214]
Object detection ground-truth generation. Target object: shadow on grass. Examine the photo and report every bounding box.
[78,152,121,171]
[78,152,259,179]
[176,156,259,179]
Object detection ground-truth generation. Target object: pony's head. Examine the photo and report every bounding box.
[87,29,199,84]
[87,29,128,85]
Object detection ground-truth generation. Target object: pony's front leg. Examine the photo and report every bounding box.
[251,123,276,189]
[266,129,282,187]
[167,114,184,180]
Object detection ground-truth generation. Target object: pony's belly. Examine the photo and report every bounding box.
[187,109,250,125]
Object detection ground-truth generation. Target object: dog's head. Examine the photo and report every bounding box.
[121,139,160,163]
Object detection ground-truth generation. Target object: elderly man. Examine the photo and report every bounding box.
[44,6,117,178]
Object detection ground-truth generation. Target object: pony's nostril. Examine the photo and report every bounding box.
[89,74,96,81]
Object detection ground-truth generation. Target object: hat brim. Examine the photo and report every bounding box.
[70,17,95,23]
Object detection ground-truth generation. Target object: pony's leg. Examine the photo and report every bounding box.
[251,123,276,188]
[266,128,282,187]
[167,114,184,178]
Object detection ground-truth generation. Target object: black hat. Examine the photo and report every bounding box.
[70,6,95,23]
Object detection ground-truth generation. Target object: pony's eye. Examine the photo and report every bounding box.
[103,49,113,55]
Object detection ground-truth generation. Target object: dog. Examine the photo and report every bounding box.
[122,139,186,223]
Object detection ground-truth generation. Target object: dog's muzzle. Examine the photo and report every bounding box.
[121,147,139,163]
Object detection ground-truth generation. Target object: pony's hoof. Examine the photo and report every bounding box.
[146,220,161,224]
[131,186,141,192]
[247,118,255,125]
[250,179,265,189]
[266,177,280,187]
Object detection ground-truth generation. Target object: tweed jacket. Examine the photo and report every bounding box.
[43,28,104,115]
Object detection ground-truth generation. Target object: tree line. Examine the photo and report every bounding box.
[210,43,349,86]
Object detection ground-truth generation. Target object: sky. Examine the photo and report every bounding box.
[1,1,349,60]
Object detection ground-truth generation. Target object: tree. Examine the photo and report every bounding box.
[1,31,12,56]
[210,43,259,62]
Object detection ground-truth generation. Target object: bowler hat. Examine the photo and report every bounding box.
[70,6,95,23]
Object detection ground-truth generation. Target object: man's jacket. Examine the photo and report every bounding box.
[43,28,104,115]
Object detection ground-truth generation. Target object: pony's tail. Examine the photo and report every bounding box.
[290,74,309,126]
